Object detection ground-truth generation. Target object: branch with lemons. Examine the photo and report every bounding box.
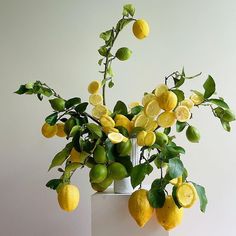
[15,4,234,231]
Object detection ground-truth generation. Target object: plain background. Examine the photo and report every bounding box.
[1,0,236,235]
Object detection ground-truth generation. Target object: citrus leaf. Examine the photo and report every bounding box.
[115,156,133,175]
[148,188,165,208]
[75,102,88,113]
[164,127,171,135]
[208,98,229,109]
[176,121,187,132]
[203,75,216,98]
[100,30,112,41]
[191,90,204,97]
[46,179,63,190]
[65,163,81,173]
[86,123,102,138]
[116,18,133,31]
[220,119,231,132]
[65,97,81,109]
[130,127,145,137]
[174,76,185,88]
[172,186,182,208]
[168,157,184,179]
[45,112,58,125]
[171,89,185,102]
[131,105,143,115]
[98,46,108,57]
[14,85,28,94]
[123,4,135,17]
[104,139,116,161]
[98,58,103,66]
[113,100,128,115]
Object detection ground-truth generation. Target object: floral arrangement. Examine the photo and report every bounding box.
[15,4,235,231]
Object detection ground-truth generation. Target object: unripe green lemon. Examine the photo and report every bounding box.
[108,162,128,180]
[91,176,113,192]
[89,164,108,183]
[116,139,132,156]
[93,145,107,164]
[115,47,132,61]
[156,132,169,146]
[186,126,200,143]
[49,98,65,112]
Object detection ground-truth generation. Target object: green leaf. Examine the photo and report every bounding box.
[108,80,114,88]
[172,186,182,208]
[46,179,63,190]
[45,112,58,125]
[151,178,168,189]
[174,76,185,88]
[168,157,184,179]
[203,75,216,98]
[86,123,103,138]
[116,18,133,31]
[130,127,145,137]
[182,168,188,182]
[37,93,43,101]
[115,126,129,137]
[164,127,171,135]
[69,125,81,137]
[148,188,165,208]
[176,121,188,132]
[171,89,185,102]
[191,182,208,212]
[113,100,128,115]
[40,88,53,97]
[131,106,143,115]
[65,97,81,109]
[98,46,108,56]
[100,30,112,41]
[220,119,231,132]
[208,98,229,109]
[98,58,104,66]
[131,163,153,188]
[107,65,114,77]
[65,162,81,173]
[123,4,135,17]
[115,156,133,175]
[75,102,88,113]
[14,85,28,94]
[191,90,204,98]
[104,139,117,161]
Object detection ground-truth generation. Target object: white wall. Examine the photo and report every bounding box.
[1,0,236,235]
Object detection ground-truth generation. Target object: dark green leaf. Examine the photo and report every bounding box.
[98,58,103,66]
[98,46,108,56]
[105,139,117,161]
[75,102,88,113]
[176,121,188,132]
[45,112,58,125]
[108,80,114,88]
[203,75,216,98]
[123,4,135,17]
[115,156,133,175]
[174,76,185,88]
[115,126,129,137]
[65,97,81,109]
[86,123,103,138]
[130,127,145,137]
[151,178,168,189]
[220,119,231,132]
[182,168,188,182]
[172,89,185,102]
[208,98,229,109]
[164,127,171,135]
[148,188,165,208]
[191,182,208,213]
[172,186,182,208]
[37,93,43,101]
[113,100,128,115]
[46,179,63,190]
[168,157,184,179]
[14,85,28,94]
[131,106,143,115]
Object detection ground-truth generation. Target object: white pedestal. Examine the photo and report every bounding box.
[91,191,169,236]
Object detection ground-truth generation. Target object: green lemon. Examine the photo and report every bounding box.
[186,126,200,143]
[222,109,235,122]
[49,98,65,112]
[91,176,113,192]
[115,47,132,61]
[108,162,128,180]
[93,145,107,164]
[89,164,108,183]
[155,132,168,146]
[91,183,106,192]
[64,118,76,135]
[116,139,132,156]
[85,156,96,168]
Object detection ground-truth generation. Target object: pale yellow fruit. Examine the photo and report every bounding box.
[156,195,183,231]
[169,176,182,186]
[154,84,168,98]
[89,94,103,106]
[176,183,198,208]
[142,93,156,106]
[157,91,178,111]
[114,114,133,133]
[157,111,176,128]
[88,80,101,94]
[108,132,124,144]
[144,99,161,117]
[190,93,204,105]
[100,115,115,128]
[132,19,150,40]
[175,105,191,122]
[144,119,158,132]
[134,114,149,128]
[137,130,147,146]
[128,189,154,227]
[129,101,141,109]
[144,131,156,146]
[57,184,80,212]
[56,123,67,137]
[41,123,58,138]
[180,99,194,110]
[92,104,108,119]
[103,127,119,134]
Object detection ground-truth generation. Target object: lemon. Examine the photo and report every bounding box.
[144,131,156,146]
[132,19,150,40]
[155,132,169,146]
[108,162,128,180]
[115,47,132,61]
[93,145,107,164]
[128,189,154,227]
[89,164,108,183]
[91,176,113,192]
[100,115,115,128]
[92,104,108,119]
[142,93,156,106]
[169,176,182,186]
[190,93,204,105]
[41,123,58,138]
[49,98,65,112]
[102,127,119,134]
[57,184,80,212]
[56,123,67,137]
[114,114,133,133]
[154,84,168,98]
[134,114,149,128]
[176,183,197,208]
[175,105,191,122]
[137,130,147,146]
[88,80,101,94]
[116,139,132,156]
[157,111,176,128]
[156,195,183,231]
[145,119,158,132]
[129,101,141,109]
[89,94,103,106]
[108,132,124,144]
[157,91,177,111]
[180,99,194,110]
[144,99,161,117]
[186,126,200,143]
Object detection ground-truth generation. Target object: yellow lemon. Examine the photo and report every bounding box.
[169,176,182,186]
[144,119,158,132]
[134,114,149,128]
[100,115,115,128]
[129,101,141,109]
[142,93,156,106]
[132,19,150,40]
[144,131,156,146]
[92,104,108,119]
[144,99,161,117]
[157,111,176,128]
[56,123,67,137]
[157,91,177,111]
[88,80,101,94]
[175,105,191,122]
[154,84,168,98]
[180,99,194,110]
[190,93,204,105]
[41,123,58,138]
[176,183,198,208]
[103,127,119,134]
[89,94,103,106]
[156,195,183,231]
[114,114,133,133]
[108,132,124,144]
[137,130,147,146]
[128,189,154,227]
[57,184,80,212]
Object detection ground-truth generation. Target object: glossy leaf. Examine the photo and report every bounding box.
[45,112,58,125]
[168,157,184,179]
[176,121,188,132]
[148,188,165,208]
[65,97,81,109]
[203,75,216,98]
[113,100,128,115]
[46,179,63,190]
